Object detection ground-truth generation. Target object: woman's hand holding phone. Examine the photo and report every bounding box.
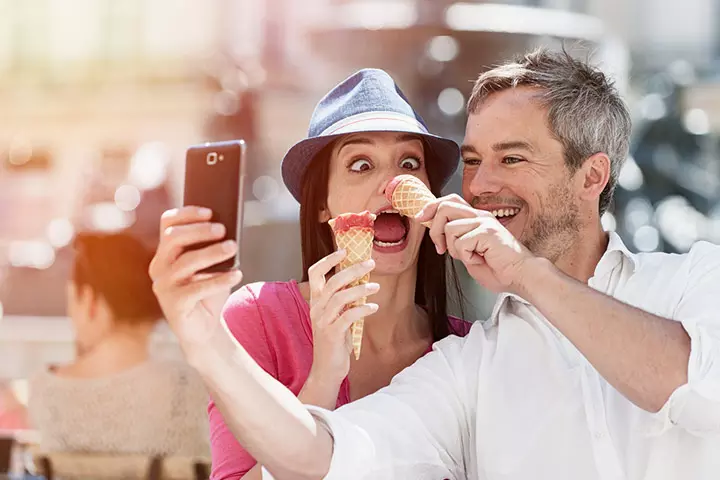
[149,206,243,355]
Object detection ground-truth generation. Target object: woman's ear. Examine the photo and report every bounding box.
[318,207,331,223]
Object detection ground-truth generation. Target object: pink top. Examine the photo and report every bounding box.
[0,407,28,431]
[209,280,472,480]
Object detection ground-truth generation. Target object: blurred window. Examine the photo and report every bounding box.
[2,149,52,172]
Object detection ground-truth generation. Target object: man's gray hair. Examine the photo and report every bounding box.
[467,48,632,215]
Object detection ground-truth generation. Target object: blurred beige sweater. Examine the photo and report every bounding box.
[28,360,210,457]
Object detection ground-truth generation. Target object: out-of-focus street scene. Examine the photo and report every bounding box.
[0,0,719,478]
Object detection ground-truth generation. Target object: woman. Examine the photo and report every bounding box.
[150,69,470,479]
[29,233,209,457]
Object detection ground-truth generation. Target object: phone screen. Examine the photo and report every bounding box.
[183,140,246,273]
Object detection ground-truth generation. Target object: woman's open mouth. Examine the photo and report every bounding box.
[373,210,410,252]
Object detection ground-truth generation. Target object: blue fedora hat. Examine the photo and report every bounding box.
[281,68,460,202]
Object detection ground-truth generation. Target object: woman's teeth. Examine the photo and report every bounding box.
[374,239,404,247]
[491,208,520,218]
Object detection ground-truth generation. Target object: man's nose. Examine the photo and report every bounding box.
[466,163,504,196]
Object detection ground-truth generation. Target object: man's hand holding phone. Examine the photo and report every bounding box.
[149,207,243,353]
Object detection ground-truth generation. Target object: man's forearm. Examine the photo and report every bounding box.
[520,258,690,413]
[185,324,333,480]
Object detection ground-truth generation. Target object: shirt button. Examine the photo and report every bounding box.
[594,431,604,440]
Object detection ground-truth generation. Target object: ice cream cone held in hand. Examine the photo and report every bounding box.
[328,211,376,360]
[385,175,437,228]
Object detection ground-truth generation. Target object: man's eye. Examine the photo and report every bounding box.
[463,158,481,166]
[503,156,524,164]
[400,157,421,170]
[350,159,372,172]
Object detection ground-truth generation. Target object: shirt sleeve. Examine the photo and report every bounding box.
[305,331,479,480]
[209,285,279,480]
[653,241,720,436]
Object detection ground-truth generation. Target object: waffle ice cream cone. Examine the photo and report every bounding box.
[328,211,376,360]
[385,175,437,227]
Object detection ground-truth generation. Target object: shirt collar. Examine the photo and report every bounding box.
[594,231,639,278]
[486,231,638,326]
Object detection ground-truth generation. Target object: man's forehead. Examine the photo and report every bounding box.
[471,87,545,117]
[463,89,553,153]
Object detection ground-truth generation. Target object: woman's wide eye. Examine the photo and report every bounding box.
[349,159,372,172]
[400,157,421,170]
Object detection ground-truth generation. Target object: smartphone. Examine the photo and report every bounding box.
[183,140,246,273]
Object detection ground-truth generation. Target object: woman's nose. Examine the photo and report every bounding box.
[378,177,392,198]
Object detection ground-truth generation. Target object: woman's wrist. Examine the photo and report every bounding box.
[299,369,344,410]
[183,321,238,376]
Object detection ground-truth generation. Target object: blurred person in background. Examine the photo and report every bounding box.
[28,233,209,457]
[0,381,27,431]
[151,69,471,479]
[151,50,720,479]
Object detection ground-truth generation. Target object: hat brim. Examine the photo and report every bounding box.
[281,119,460,202]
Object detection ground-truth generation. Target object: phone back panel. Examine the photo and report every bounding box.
[183,140,245,272]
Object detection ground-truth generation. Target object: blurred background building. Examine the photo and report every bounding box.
[1,0,719,380]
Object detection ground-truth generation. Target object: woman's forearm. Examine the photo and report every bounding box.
[298,373,342,411]
[186,323,333,480]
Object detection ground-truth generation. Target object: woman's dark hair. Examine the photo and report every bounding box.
[299,139,465,341]
[72,233,163,324]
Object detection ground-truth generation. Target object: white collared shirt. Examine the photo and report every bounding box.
[306,233,720,480]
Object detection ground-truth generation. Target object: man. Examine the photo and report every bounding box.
[151,50,720,479]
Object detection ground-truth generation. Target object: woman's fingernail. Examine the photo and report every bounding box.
[337,249,346,256]
[368,283,380,291]
[211,223,225,236]
[222,240,236,252]
[198,207,212,217]
[362,260,375,268]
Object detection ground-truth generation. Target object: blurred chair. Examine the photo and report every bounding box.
[0,436,12,474]
[31,449,210,480]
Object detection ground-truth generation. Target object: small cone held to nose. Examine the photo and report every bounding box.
[385,175,436,228]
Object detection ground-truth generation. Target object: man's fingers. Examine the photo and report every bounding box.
[428,201,484,255]
[444,218,482,260]
[416,194,469,223]
[416,199,441,223]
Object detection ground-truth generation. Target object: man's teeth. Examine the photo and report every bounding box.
[374,239,404,247]
[491,208,520,218]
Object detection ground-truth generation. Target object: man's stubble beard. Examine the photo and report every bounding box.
[521,180,582,264]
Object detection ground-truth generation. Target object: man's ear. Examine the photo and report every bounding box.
[578,152,611,203]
